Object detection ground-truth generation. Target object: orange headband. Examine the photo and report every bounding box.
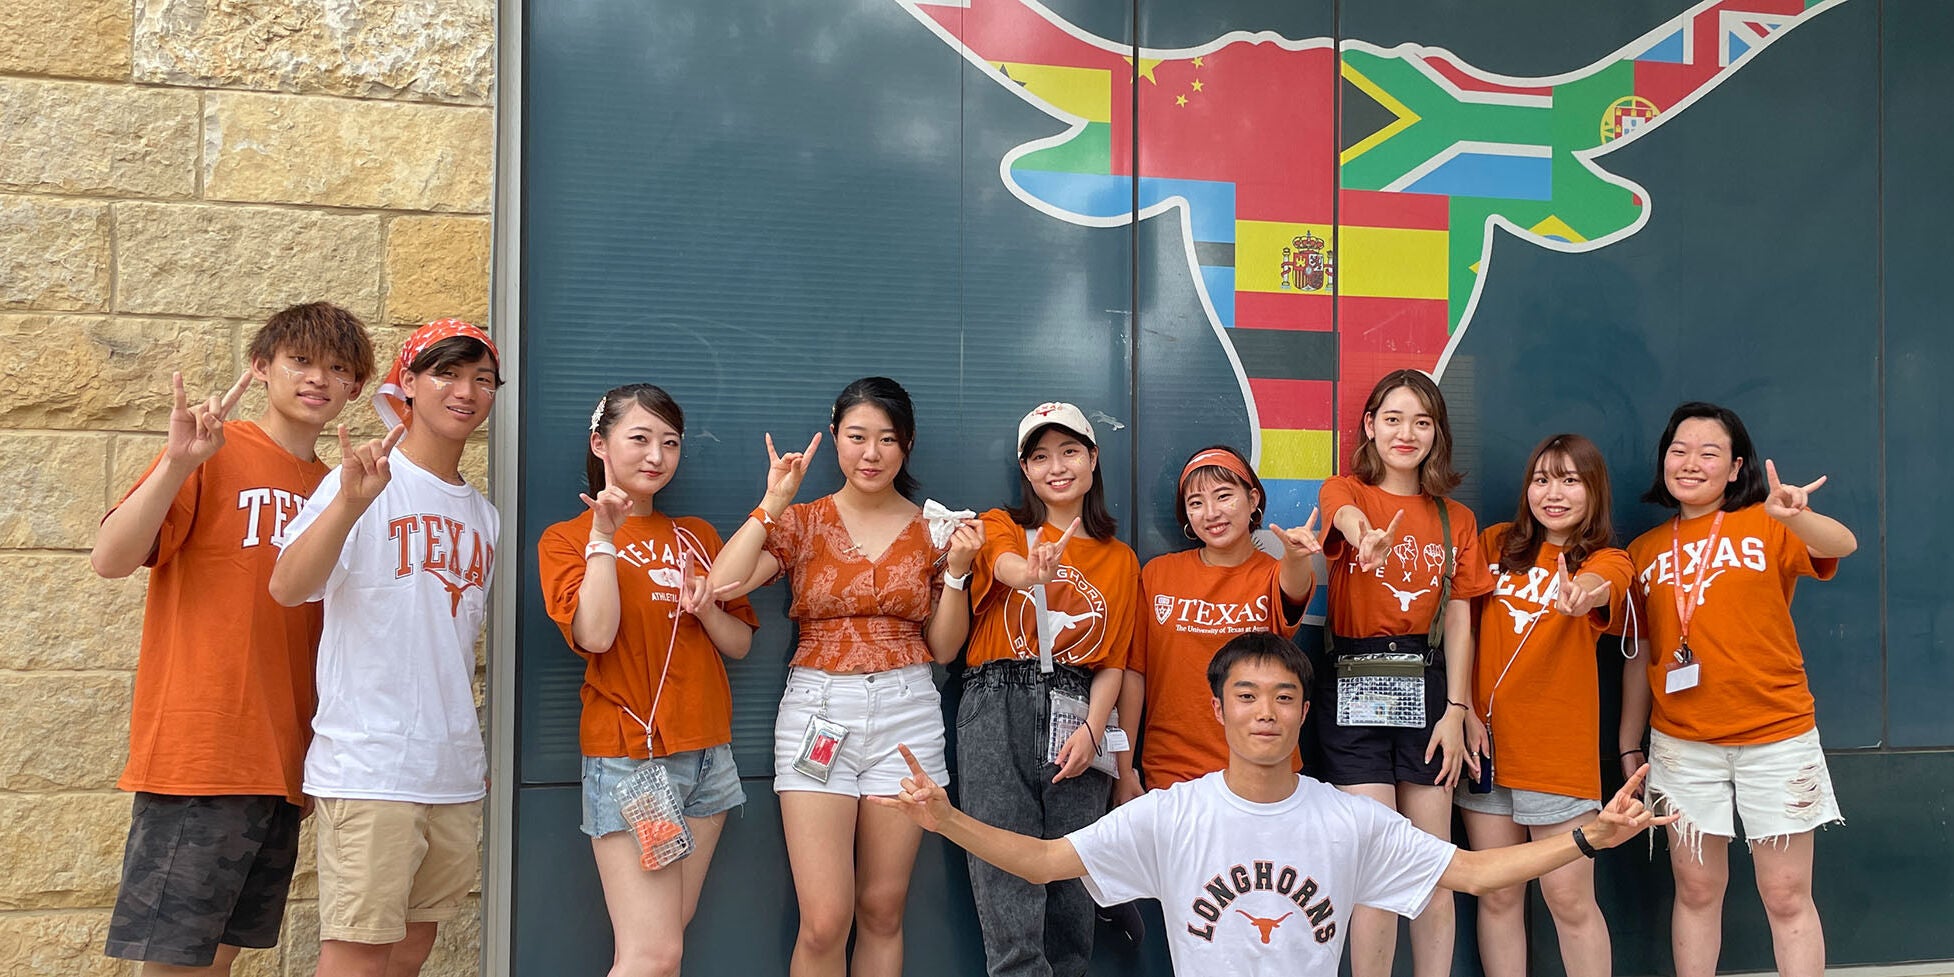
[373,318,499,429]
[1179,448,1255,489]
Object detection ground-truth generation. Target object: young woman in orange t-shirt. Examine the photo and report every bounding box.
[1117,444,1317,803]
[707,376,982,977]
[1458,433,1635,977]
[956,402,1139,977]
[1619,402,1856,977]
[536,383,761,977]
[1317,369,1495,977]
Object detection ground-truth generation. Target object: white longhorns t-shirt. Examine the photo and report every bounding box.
[1068,772,1455,976]
[282,450,498,803]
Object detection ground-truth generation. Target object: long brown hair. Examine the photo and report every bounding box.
[1499,433,1614,574]
[1349,369,1462,496]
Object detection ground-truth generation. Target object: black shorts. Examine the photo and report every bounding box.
[1310,635,1451,787]
[105,793,303,967]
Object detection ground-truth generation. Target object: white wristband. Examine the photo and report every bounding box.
[943,570,970,591]
[584,540,618,560]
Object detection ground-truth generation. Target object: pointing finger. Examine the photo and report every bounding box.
[217,370,253,419]
[1619,762,1650,803]
[1303,506,1319,535]
[336,424,352,461]
[171,372,188,413]
[1054,517,1081,555]
[1802,474,1827,495]
[579,493,599,511]
[804,432,823,458]
[1384,509,1405,538]
[379,423,407,454]
[1766,459,1782,492]
[897,743,926,781]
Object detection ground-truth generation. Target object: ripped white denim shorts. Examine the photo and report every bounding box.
[1648,727,1842,856]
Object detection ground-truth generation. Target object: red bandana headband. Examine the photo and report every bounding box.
[1179,448,1255,489]
[373,318,499,429]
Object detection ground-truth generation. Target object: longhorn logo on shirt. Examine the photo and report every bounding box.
[1186,860,1337,946]
[1496,598,1548,635]
[1236,910,1291,944]
[1007,565,1108,665]
[387,514,493,617]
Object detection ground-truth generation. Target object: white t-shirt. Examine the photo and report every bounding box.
[281,450,499,803]
[1067,772,1456,977]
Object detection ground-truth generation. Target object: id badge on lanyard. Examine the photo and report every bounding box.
[1665,512,1722,694]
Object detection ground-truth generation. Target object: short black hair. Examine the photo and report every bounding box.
[1206,632,1312,700]
[1641,401,1767,511]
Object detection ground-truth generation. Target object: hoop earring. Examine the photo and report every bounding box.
[1182,525,1196,541]
[1251,507,1263,524]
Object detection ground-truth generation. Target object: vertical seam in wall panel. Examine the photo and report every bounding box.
[1330,0,1342,475]
[1128,0,1141,546]
[1874,0,1888,751]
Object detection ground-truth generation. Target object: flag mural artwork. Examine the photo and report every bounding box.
[894,0,1852,525]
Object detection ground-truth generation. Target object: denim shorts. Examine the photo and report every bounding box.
[580,745,745,839]
[1648,727,1841,851]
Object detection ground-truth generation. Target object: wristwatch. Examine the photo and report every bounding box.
[943,570,971,591]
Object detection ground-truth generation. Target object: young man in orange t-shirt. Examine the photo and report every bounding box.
[90,303,375,974]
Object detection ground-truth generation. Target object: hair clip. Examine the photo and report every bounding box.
[589,396,606,433]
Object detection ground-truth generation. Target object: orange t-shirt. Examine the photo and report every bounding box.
[539,509,759,759]
[116,421,327,806]
[1131,548,1303,789]
[1473,524,1634,800]
[965,509,1139,671]
[1625,503,1837,746]
[1320,475,1495,638]
[764,495,944,673]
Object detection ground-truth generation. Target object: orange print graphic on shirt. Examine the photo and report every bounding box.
[388,514,493,618]
[1236,910,1292,944]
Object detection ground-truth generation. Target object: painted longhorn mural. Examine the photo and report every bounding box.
[895,0,1851,522]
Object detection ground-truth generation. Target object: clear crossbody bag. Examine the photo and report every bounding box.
[1025,528,1123,776]
[610,548,698,871]
[1333,498,1452,729]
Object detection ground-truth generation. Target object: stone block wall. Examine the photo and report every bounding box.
[0,1,496,974]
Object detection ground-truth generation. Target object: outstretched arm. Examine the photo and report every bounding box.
[1764,460,1856,559]
[871,745,1089,885]
[1440,764,1672,895]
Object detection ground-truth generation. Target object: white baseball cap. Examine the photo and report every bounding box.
[1017,402,1096,455]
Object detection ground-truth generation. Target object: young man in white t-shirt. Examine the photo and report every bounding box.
[877,632,1672,976]
[271,319,501,977]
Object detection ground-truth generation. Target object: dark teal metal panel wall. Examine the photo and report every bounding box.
[516,0,1954,972]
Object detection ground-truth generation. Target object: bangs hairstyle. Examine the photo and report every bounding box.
[1206,631,1313,700]
[247,302,377,384]
[1350,369,1462,497]
[586,384,684,495]
[408,335,502,384]
[1500,433,1615,575]
[1008,422,1117,541]
[831,376,920,500]
[1642,401,1767,511]
[1175,444,1265,537]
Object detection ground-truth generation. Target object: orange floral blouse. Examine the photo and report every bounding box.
[764,495,945,673]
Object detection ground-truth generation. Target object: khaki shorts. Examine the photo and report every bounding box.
[315,797,481,944]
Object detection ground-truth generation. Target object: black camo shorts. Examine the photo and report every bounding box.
[104,793,303,967]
